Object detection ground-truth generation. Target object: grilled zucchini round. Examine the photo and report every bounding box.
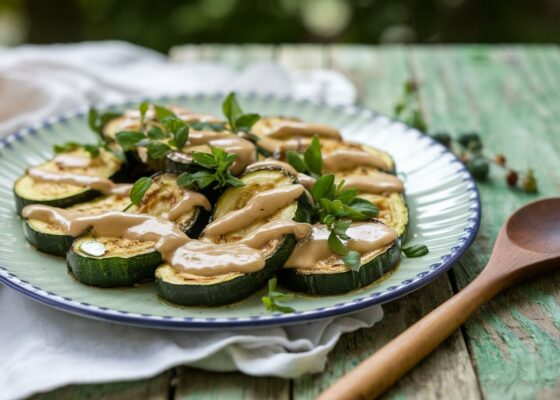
[156,168,311,306]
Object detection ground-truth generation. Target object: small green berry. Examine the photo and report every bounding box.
[466,156,490,180]
[521,169,538,193]
[431,132,452,148]
[458,132,482,150]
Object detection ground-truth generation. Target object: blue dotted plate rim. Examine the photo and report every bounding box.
[0,92,481,330]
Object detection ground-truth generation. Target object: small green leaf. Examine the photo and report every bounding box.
[303,136,323,176]
[174,125,190,150]
[343,250,361,271]
[139,101,149,129]
[147,126,169,140]
[328,231,347,256]
[222,92,243,131]
[88,108,99,132]
[192,152,217,168]
[402,244,429,258]
[189,121,227,132]
[177,170,216,189]
[53,142,80,154]
[129,177,153,206]
[147,141,171,159]
[335,188,358,204]
[225,174,245,187]
[286,151,307,173]
[261,277,295,313]
[84,144,100,158]
[311,174,335,203]
[235,113,260,132]
[333,219,351,240]
[350,198,379,218]
[115,131,146,151]
[268,276,278,292]
[154,105,176,121]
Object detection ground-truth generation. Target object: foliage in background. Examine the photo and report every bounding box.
[1,0,559,50]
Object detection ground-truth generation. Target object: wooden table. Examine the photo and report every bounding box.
[33,45,560,400]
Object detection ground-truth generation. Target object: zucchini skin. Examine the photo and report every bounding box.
[278,241,401,295]
[157,194,312,306]
[67,246,162,287]
[23,220,74,257]
[14,186,100,215]
[156,234,298,306]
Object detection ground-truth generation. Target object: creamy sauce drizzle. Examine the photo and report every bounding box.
[259,118,342,141]
[323,149,390,172]
[204,184,305,237]
[341,173,404,194]
[167,190,212,221]
[27,168,131,196]
[285,222,397,269]
[54,154,91,168]
[257,137,311,156]
[22,205,310,277]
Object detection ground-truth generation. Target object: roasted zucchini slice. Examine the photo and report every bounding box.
[67,236,162,287]
[13,148,123,213]
[156,169,311,306]
[279,221,401,295]
[23,194,130,256]
[136,172,211,238]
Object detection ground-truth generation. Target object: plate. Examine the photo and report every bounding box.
[0,93,480,329]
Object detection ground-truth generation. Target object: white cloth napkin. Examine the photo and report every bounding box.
[0,41,380,400]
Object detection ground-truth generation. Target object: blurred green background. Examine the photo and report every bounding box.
[0,0,559,52]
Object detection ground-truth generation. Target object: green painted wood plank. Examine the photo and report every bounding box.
[292,45,480,400]
[173,368,288,400]
[410,45,560,400]
[30,371,172,400]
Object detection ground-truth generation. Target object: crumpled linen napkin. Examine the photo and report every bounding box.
[0,41,381,400]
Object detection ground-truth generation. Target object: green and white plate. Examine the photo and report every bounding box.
[0,93,480,329]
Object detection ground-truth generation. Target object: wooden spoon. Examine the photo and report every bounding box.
[319,197,560,400]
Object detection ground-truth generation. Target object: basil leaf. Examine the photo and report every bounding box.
[139,101,149,128]
[84,144,100,158]
[154,105,175,121]
[235,113,260,132]
[343,250,361,271]
[147,141,171,159]
[174,125,189,150]
[335,188,358,204]
[53,142,80,153]
[147,126,169,140]
[328,231,347,256]
[333,219,351,240]
[222,92,243,131]
[286,151,306,173]
[88,108,99,133]
[225,174,245,187]
[311,174,335,203]
[220,153,238,171]
[115,131,146,151]
[192,152,217,168]
[350,198,379,218]
[177,170,216,189]
[262,277,295,313]
[303,136,322,176]
[129,177,153,206]
[402,245,429,258]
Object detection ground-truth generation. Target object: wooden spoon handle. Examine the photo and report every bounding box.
[319,272,505,400]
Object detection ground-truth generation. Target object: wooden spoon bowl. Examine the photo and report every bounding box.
[320,197,560,400]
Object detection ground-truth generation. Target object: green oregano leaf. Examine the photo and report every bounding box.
[402,245,429,258]
[311,174,335,203]
[147,141,172,159]
[343,251,361,272]
[303,136,323,176]
[115,131,146,151]
[154,105,175,121]
[174,125,189,150]
[129,177,153,207]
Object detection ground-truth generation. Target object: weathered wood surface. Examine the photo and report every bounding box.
[33,45,560,400]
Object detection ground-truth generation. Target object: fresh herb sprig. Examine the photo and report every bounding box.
[262,277,295,313]
[286,136,323,177]
[222,92,260,133]
[176,146,244,190]
[393,80,427,132]
[88,108,122,137]
[114,104,190,160]
[402,244,429,258]
[53,142,101,158]
[123,176,153,211]
[430,131,538,193]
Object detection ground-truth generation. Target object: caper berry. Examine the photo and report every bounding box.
[431,132,452,148]
[466,156,490,180]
